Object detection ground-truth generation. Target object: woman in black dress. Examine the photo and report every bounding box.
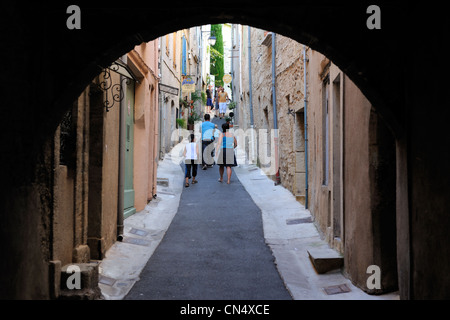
[216,123,237,184]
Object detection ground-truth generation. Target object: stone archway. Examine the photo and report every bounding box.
[0,2,449,300]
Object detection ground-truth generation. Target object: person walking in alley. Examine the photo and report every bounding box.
[183,133,199,187]
[206,85,213,114]
[201,113,216,170]
[213,87,219,118]
[216,122,237,184]
[218,86,229,119]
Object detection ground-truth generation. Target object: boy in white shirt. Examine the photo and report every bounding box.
[183,133,199,187]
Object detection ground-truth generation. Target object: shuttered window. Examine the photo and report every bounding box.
[182,36,187,76]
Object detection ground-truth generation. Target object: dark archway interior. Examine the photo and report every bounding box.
[1,1,449,299]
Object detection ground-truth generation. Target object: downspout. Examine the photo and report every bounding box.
[248,26,255,163]
[272,33,280,185]
[159,37,164,160]
[303,45,309,209]
[117,56,127,241]
[117,51,142,239]
[231,25,237,125]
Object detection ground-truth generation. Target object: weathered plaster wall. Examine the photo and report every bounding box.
[341,76,374,289]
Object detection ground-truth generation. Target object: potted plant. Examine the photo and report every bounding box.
[225,116,234,128]
[190,90,202,105]
[228,100,237,110]
[176,118,186,129]
[179,97,189,109]
[187,110,201,130]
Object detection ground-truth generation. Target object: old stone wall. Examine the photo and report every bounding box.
[242,28,306,200]
[159,31,182,156]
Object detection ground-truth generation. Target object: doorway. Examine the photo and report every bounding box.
[124,80,136,218]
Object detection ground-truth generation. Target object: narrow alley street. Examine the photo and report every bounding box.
[98,117,398,301]
[124,133,292,300]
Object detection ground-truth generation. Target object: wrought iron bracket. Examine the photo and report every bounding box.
[287,108,296,119]
[92,61,137,112]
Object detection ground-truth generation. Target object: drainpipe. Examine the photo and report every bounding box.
[117,56,126,241]
[248,26,255,163]
[272,33,280,185]
[231,24,237,125]
[159,37,165,160]
[303,45,309,209]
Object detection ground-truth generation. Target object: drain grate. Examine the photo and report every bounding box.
[129,228,149,237]
[99,275,116,286]
[122,237,152,247]
[323,284,351,295]
[286,217,313,225]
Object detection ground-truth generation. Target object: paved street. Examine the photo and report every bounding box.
[98,116,400,301]
[124,151,292,300]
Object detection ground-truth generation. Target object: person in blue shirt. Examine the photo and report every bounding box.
[216,122,237,184]
[200,113,216,170]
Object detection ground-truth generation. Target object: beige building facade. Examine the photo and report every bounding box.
[128,41,160,211]
[159,30,182,157]
[49,39,161,299]
[159,27,202,156]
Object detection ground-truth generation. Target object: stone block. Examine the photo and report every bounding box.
[307,248,343,274]
[87,237,106,260]
[295,152,305,172]
[59,263,102,300]
[295,172,306,194]
[73,244,90,263]
[49,260,61,299]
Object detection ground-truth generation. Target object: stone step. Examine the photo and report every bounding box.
[307,248,343,274]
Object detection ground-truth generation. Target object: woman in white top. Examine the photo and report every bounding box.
[183,133,199,187]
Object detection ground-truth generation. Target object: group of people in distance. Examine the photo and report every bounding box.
[205,85,229,119]
[183,113,237,187]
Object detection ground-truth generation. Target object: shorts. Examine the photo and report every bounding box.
[207,98,213,106]
[219,102,227,114]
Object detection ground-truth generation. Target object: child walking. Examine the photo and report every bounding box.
[183,133,199,187]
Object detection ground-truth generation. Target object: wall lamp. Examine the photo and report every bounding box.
[201,29,216,46]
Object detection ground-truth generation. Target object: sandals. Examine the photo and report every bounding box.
[186,180,198,187]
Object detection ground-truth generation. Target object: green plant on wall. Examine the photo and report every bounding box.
[188,110,202,124]
[176,118,186,129]
[179,97,189,108]
[210,24,224,87]
[201,91,207,106]
[228,100,237,110]
[190,90,202,104]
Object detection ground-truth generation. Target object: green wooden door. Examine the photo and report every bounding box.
[124,80,136,218]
